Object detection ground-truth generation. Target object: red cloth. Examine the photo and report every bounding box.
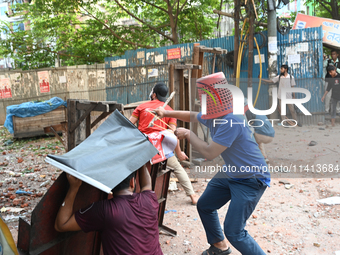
[75,190,163,255]
[131,100,177,134]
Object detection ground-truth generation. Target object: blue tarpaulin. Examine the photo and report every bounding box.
[4,97,67,134]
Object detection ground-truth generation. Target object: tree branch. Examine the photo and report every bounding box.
[113,0,173,42]
[140,0,168,13]
[81,6,154,49]
[179,0,188,12]
[174,0,180,30]
[317,0,332,15]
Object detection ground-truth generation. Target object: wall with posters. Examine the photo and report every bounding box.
[0,64,106,125]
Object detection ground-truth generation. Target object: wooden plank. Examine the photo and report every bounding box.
[191,44,200,80]
[197,51,204,78]
[90,112,111,129]
[69,103,97,133]
[76,102,123,112]
[86,115,91,138]
[198,46,225,55]
[169,64,175,109]
[43,124,66,133]
[174,64,201,70]
[67,100,77,151]
[212,54,216,74]
[13,107,66,138]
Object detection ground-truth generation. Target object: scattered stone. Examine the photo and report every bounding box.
[279,180,290,185]
[12,198,21,206]
[285,184,294,189]
[40,180,50,187]
[313,242,320,247]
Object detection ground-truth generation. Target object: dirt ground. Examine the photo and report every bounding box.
[1,121,340,255]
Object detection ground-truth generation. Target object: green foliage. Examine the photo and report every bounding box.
[304,0,340,20]
[0,0,220,69]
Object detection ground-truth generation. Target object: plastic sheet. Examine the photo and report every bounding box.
[4,97,67,134]
[45,110,159,193]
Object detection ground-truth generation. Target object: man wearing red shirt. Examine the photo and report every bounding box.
[129,83,199,204]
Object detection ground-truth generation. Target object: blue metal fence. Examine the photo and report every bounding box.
[277,26,324,124]
[105,27,324,124]
[104,34,269,109]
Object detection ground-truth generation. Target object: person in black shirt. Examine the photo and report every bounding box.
[322,65,340,127]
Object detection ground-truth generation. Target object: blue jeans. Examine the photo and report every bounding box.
[197,172,267,255]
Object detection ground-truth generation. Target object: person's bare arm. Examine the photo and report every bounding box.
[175,128,227,160]
[55,174,82,232]
[139,165,152,192]
[261,78,274,84]
[321,91,329,102]
[154,107,199,123]
[129,116,138,125]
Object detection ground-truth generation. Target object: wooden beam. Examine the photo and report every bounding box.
[174,64,201,70]
[169,64,175,109]
[76,102,123,112]
[197,46,227,55]
[191,44,200,80]
[67,100,77,151]
[90,112,111,129]
[212,53,216,74]
[69,103,97,133]
[86,114,91,138]
[197,51,204,78]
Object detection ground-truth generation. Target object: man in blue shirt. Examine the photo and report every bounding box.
[154,72,270,255]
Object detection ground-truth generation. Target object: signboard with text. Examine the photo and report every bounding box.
[38,71,50,93]
[0,78,12,99]
[167,48,181,60]
[293,13,340,49]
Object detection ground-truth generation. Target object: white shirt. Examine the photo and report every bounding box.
[271,74,296,99]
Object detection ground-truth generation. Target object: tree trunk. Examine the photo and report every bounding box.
[166,1,179,44]
[331,0,340,20]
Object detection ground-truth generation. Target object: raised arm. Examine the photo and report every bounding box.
[154,107,199,123]
[139,165,152,192]
[55,174,82,232]
[261,78,274,84]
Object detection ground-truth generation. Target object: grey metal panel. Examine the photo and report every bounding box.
[277,26,324,125]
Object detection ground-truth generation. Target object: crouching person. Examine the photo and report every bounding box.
[55,166,163,255]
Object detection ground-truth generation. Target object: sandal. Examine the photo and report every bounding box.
[202,245,232,255]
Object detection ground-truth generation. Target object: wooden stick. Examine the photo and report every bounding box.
[148,91,176,128]
[152,123,175,132]
[147,110,175,131]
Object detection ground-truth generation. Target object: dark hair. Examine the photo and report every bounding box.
[281,64,289,71]
[331,50,338,55]
[327,65,336,72]
[112,171,136,193]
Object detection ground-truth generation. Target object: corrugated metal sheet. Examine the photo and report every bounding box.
[277,26,324,125]
[105,27,324,125]
[105,35,269,109]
